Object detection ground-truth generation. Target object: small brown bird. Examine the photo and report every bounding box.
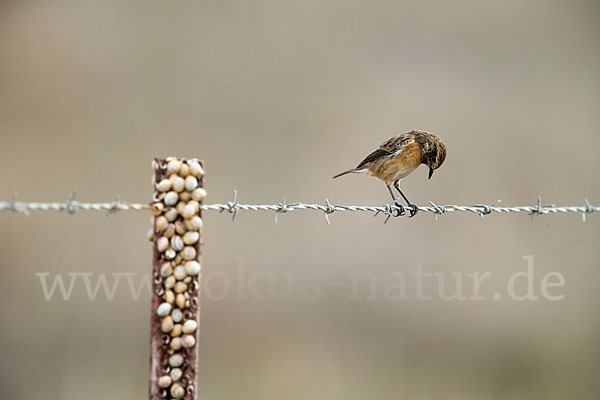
[333,130,446,217]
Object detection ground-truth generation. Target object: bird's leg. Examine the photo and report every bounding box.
[393,181,418,217]
[386,185,396,202]
[386,185,405,217]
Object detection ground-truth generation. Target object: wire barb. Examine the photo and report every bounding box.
[9,192,29,216]
[224,190,239,221]
[583,198,594,223]
[65,191,77,214]
[107,194,122,215]
[529,196,543,221]
[428,201,446,221]
[274,197,289,224]
[474,200,501,218]
[372,203,395,224]
[323,198,335,224]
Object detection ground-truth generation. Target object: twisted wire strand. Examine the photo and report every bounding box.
[0,192,596,222]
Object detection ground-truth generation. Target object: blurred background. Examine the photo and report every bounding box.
[1,0,599,399]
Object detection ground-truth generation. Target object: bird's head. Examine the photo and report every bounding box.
[420,135,446,179]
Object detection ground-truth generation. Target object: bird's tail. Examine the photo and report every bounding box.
[332,168,357,179]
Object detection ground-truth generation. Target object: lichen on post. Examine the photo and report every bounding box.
[149,157,206,400]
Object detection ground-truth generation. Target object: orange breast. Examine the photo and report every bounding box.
[396,142,422,168]
[367,142,422,184]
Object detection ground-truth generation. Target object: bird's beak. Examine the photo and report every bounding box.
[428,167,434,180]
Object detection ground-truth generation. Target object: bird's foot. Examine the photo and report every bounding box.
[392,201,406,217]
[407,203,419,217]
[373,202,406,222]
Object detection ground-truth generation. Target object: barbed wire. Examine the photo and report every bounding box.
[0,191,597,223]
[0,192,148,216]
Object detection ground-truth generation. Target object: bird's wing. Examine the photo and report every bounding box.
[355,134,414,169]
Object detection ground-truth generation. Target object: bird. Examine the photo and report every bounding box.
[333,130,446,217]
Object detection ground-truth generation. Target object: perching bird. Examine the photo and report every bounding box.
[333,130,446,217]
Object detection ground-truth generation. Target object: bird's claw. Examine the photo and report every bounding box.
[374,202,411,222]
[392,201,406,217]
[407,203,418,217]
